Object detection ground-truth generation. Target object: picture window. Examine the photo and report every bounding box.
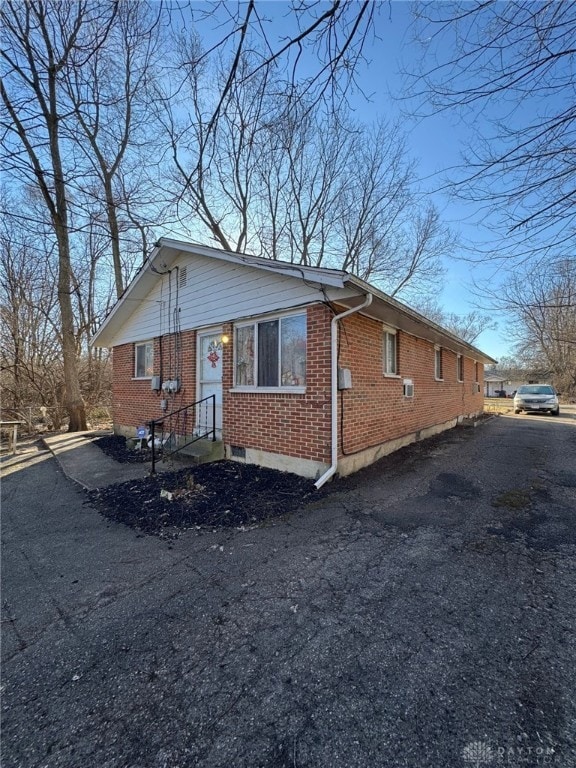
[234,313,306,388]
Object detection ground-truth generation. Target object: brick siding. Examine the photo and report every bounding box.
[112,302,484,464]
[223,304,332,463]
[337,311,484,456]
[111,331,197,431]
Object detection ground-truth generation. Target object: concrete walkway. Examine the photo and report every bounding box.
[41,431,152,490]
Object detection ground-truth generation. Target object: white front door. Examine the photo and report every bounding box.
[197,330,223,436]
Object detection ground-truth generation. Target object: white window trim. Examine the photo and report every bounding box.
[133,340,154,379]
[383,327,399,377]
[457,354,464,383]
[230,386,306,395]
[434,345,444,381]
[233,309,307,391]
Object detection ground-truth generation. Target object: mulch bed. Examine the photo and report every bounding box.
[87,421,491,537]
[87,435,323,536]
[92,434,151,463]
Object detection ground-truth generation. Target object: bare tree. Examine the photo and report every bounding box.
[61,1,165,297]
[407,1,576,266]
[413,299,497,344]
[1,0,122,430]
[487,259,576,396]
[0,218,66,427]
[0,196,115,426]
[164,47,452,298]
[183,1,379,143]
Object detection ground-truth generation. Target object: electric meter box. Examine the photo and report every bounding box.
[161,379,180,393]
[338,368,352,390]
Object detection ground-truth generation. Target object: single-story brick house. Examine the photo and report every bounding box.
[485,373,551,398]
[92,238,496,487]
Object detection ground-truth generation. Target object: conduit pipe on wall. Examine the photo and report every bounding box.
[315,293,373,490]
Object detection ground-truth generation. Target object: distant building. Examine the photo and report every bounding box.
[484,368,551,397]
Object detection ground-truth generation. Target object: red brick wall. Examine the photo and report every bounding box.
[337,312,484,455]
[112,331,197,432]
[112,303,484,460]
[223,304,332,463]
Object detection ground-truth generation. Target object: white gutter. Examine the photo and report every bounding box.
[315,293,373,490]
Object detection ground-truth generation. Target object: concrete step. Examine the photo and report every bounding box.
[169,438,224,465]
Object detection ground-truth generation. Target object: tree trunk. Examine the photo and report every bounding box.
[56,225,87,432]
[104,174,124,298]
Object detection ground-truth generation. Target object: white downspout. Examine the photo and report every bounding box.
[315,293,373,489]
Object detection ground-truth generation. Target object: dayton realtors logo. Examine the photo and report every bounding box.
[463,742,494,766]
[462,740,560,766]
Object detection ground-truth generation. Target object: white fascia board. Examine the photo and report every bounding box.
[91,243,170,348]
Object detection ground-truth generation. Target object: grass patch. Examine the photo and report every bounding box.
[483,398,513,413]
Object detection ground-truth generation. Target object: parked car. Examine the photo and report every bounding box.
[513,385,559,416]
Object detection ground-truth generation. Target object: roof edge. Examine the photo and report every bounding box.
[344,274,497,365]
[92,238,498,364]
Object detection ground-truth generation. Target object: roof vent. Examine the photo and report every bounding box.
[179,265,187,288]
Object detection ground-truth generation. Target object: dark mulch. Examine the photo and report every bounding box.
[87,422,488,537]
[86,449,322,537]
[92,434,151,463]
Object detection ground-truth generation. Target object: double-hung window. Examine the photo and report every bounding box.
[457,355,464,382]
[234,313,307,389]
[434,346,443,381]
[383,329,398,376]
[134,340,154,378]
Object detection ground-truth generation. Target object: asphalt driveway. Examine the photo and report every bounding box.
[2,412,575,768]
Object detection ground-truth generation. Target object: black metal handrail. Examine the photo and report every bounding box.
[147,394,216,475]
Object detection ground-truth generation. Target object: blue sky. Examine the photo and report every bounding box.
[345,2,511,359]
[184,1,537,361]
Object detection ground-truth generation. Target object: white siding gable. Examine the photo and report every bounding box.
[106,253,326,347]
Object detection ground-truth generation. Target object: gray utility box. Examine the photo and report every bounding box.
[338,368,352,390]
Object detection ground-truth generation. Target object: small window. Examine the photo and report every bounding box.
[434,346,443,380]
[383,329,398,375]
[457,355,464,382]
[135,341,154,378]
[474,361,479,382]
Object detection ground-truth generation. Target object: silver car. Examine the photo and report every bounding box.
[513,385,559,416]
